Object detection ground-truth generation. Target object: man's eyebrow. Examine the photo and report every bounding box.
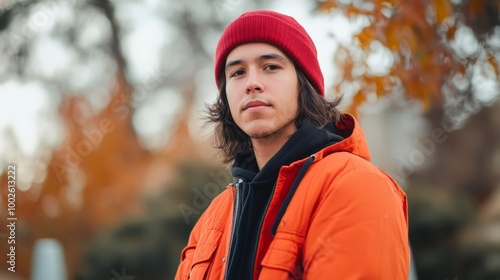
[257,53,288,63]
[225,59,243,71]
[225,53,288,71]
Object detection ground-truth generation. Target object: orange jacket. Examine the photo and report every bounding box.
[175,115,410,279]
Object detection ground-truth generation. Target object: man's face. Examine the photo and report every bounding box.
[225,43,299,140]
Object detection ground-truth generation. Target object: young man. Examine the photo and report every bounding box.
[175,10,410,280]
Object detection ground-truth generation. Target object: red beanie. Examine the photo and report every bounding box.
[214,10,324,96]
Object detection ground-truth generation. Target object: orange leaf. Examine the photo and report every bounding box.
[403,27,418,54]
[356,27,375,48]
[489,55,499,78]
[353,90,366,107]
[446,23,457,40]
[318,0,337,12]
[346,90,365,116]
[434,0,452,24]
[421,94,431,110]
[373,76,386,96]
[457,63,467,75]
[386,23,401,51]
[345,6,362,16]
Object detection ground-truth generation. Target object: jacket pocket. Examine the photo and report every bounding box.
[259,237,303,280]
[188,230,222,280]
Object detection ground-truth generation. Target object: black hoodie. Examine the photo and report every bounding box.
[225,122,343,279]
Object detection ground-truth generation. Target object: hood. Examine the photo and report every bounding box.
[317,113,371,162]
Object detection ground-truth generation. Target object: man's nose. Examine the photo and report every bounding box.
[245,68,263,94]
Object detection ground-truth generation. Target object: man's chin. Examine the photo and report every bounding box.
[249,133,274,139]
[247,129,274,139]
[245,126,275,139]
[243,121,296,141]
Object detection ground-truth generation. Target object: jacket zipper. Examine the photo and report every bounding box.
[224,178,242,280]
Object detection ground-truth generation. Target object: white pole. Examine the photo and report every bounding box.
[30,238,67,280]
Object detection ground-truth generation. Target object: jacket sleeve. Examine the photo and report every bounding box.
[174,215,203,280]
[302,170,410,280]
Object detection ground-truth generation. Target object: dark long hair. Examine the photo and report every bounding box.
[206,68,343,164]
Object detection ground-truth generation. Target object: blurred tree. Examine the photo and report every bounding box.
[317,0,500,122]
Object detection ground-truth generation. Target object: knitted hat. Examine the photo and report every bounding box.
[214,10,324,96]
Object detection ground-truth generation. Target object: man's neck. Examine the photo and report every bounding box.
[251,132,294,170]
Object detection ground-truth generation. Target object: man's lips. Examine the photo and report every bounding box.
[243,100,270,111]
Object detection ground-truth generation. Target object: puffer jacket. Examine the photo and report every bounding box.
[175,114,410,280]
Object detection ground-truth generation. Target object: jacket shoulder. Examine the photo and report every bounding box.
[310,151,405,199]
[194,186,233,231]
[315,151,381,175]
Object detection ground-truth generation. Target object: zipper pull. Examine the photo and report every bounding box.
[235,178,243,187]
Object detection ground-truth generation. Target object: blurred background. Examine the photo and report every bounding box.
[0,0,499,279]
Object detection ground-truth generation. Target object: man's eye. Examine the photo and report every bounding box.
[265,65,280,71]
[230,70,245,77]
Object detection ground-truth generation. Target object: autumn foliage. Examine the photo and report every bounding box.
[318,0,500,113]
